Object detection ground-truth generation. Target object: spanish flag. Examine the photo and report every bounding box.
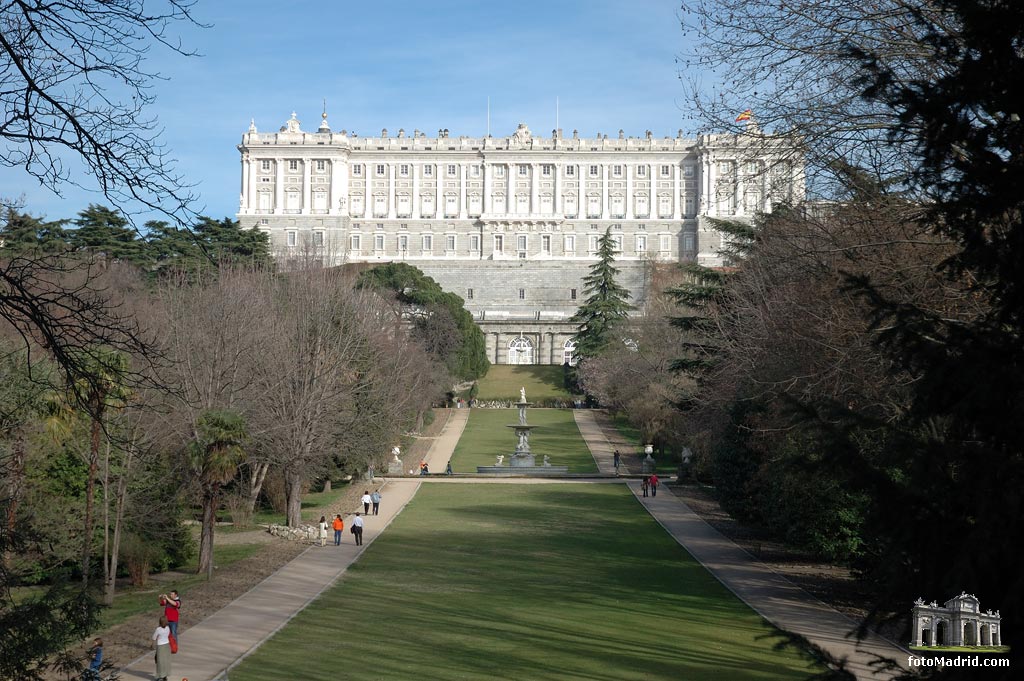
[735,109,753,122]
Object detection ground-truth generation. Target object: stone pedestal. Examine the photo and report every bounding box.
[387,458,404,475]
[642,454,656,474]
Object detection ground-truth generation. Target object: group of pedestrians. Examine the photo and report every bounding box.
[317,488,383,548]
[146,590,181,681]
[641,474,660,497]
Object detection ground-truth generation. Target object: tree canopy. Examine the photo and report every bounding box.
[569,228,634,360]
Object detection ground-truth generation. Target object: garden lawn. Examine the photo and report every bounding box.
[473,365,576,401]
[449,408,598,473]
[230,484,819,681]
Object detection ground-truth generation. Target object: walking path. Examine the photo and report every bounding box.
[575,410,906,680]
[573,409,617,474]
[120,407,472,681]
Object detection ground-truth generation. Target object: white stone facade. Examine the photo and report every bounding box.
[236,112,804,363]
[911,593,1003,647]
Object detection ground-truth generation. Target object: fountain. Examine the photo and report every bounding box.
[476,387,568,475]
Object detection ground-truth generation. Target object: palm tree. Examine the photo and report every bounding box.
[189,409,247,579]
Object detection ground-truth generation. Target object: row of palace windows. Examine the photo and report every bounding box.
[465,288,578,301]
[259,159,699,179]
[327,232,682,255]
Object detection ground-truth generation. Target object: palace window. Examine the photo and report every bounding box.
[399,235,408,252]
[565,165,575,177]
[494,234,504,253]
[684,233,696,253]
[447,164,457,176]
[446,234,456,251]
[518,164,529,176]
[495,166,506,177]
[260,177,272,183]
[517,235,527,252]
[718,161,732,175]
[563,339,578,366]
[316,160,326,171]
[589,165,599,177]
[352,165,362,176]
[423,165,433,177]
[470,234,480,252]
[259,218,269,225]
[588,235,599,253]
[399,164,410,177]
[518,288,525,300]
[636,234,647,253]
[612,165,623,177]
[661,165,671,176]
[570,288,577,300]
[470,165,481,178]
[542,164,552,176]
[286,231,297,247]
[746,161,759,174]
[261,160,271,171]
[313,231,324,247]
[376,164,386,176]
[374,234,385,251]
[422,234,433,252]
[564,235,575,253]
[660,234,672,251]
[636,165,647,177]
[684,196,696,215]
[541,235,551,254]
[467,288,474,299]
[350,234,361,250]
[684,165,695,177]
[289,160,298,171]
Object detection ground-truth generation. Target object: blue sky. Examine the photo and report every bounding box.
[3,0,697,224]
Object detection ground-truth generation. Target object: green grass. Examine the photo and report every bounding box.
[473,365,577,401]
[217,484,351,528]
[230,484,818,681]
[97,542,264,629]
[449,409,598,473]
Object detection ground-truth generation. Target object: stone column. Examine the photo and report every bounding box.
[601,164,609,218]
[578,168,585,219]
[241,157,250,212]
[554,163,562,215]
[328,159,339,215]
[625,165,633,219]
[530,163,539,215]
[674,163,682,219]
[494,332,501,364]
[508,164,516,215]
[274,158,284,213]
[484,163,492,214]
[459,164,468,219]
[302,158,311,213]
[412,164,420,219]
[436,168,443,218]
[387,164,396,219]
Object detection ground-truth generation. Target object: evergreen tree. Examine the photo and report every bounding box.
[846,0,1024,660]
[355,262,488,381]
[0,209,68,254]
[569,228,634,360]
[67,204,147,265]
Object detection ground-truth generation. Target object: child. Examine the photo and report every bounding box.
[85,637,103,680]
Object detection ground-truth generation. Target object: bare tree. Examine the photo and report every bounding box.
[0,1,200,222]
[678,0,952,192]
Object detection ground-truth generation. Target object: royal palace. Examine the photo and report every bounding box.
[237,112,804,364]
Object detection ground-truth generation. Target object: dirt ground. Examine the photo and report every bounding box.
[670,483,907,645]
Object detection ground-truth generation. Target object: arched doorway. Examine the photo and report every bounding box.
[981,624,992,646]
[963,621,976,646]
[508,337,534,365]
[936,620,948,646]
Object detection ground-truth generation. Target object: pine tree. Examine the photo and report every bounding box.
[569,228,634,360]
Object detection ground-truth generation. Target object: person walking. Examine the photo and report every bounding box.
[84,637,103,680]
[613,449,621,473]
[445,460,453,475]
[318,515,329,547]
[332,514,344,545]
[370,490,381,515]
[361,490,372,514]
[641,476,650,498]
[352,512,364,546]
[152,615,172,681]
[649,473,660,497]
[159,590,181,640]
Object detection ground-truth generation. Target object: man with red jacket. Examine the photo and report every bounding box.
[649,473,660,497]
[160,590,181,639]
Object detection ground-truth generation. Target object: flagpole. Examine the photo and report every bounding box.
[487,96,490,137]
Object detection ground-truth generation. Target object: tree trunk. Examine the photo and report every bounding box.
[82,416,101,586]
[197,485,218,580]
[284,468,304,527]
[244,461,269,514]
[3,433,26,570]
[322,479,331,493]
[105,444,134,606]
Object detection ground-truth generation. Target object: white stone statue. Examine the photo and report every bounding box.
[495,454,504,465]
[520,387,526,403]
[543,455,551,467]
[392,445,401,462]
